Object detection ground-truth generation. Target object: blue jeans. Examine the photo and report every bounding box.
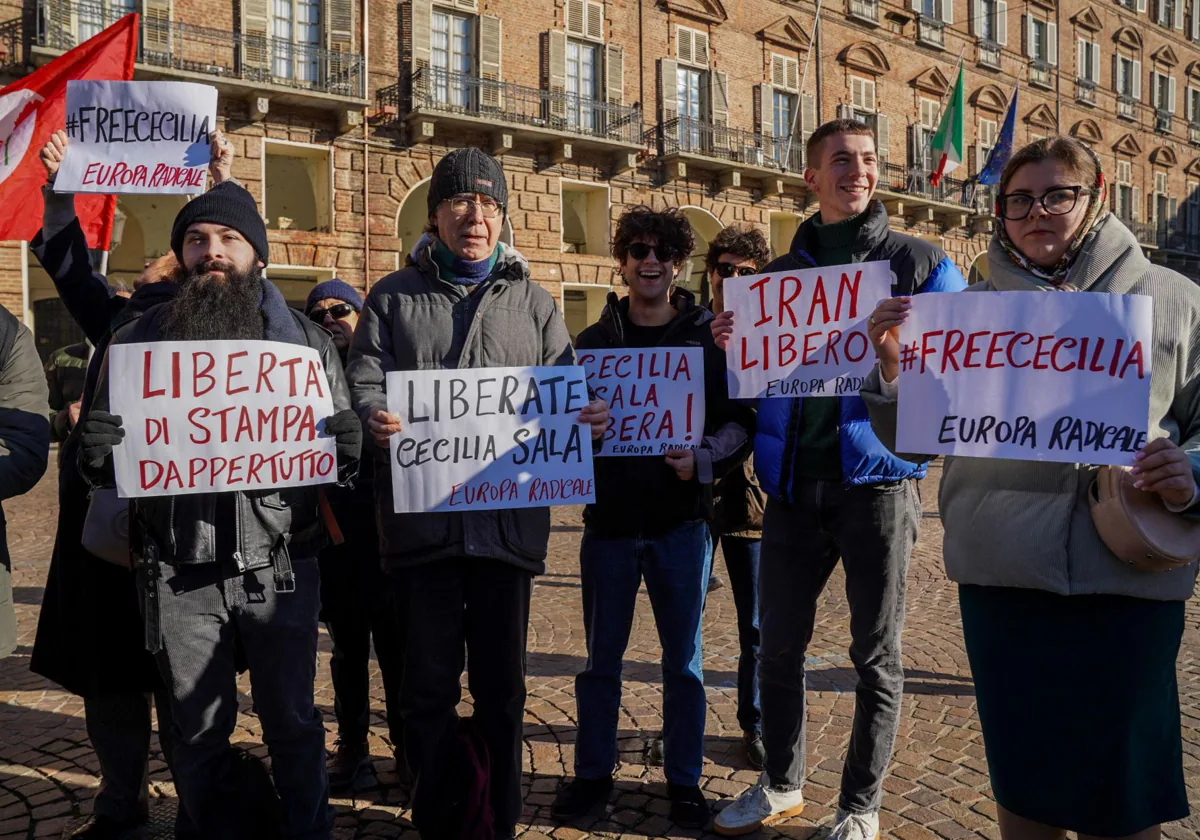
[575,520,712,786]
[716,534,761,735]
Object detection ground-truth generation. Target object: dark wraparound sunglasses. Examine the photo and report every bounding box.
[309,303,356,323]
[715,263,758,279]
[627,242,679,262]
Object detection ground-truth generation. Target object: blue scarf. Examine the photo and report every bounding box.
[432,239,499,286]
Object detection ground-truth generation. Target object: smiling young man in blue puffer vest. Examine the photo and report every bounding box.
[712,118,966,839]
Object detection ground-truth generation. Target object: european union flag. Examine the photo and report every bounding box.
[978,90,1017,187]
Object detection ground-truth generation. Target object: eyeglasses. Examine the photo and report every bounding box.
[627,242,679,262]
[309,302,356,323]
[714,263,758,279]
[996,186,1096,220]
[444,195,503,218]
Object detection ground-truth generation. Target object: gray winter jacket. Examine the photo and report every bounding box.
[862,214,1200,601]
[346,236,575,575]
[0,312,52,658]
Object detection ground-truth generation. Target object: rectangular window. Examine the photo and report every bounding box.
[272,0,321,82]
[1078,39,1098,81]
[919,97,939,128]
[431,9,473,107]
[1118,56,1135,96]
[566,39,602,131]
[1156,73,1171,109]
[851,77,876,112]
[1191,87,1200,122]
[772,90,795,141]
[79,0,136,41]
[677,65,707,149]
[979,117,997,163]
[1031,18,1047,61]
[921,0,939,16]
[981,0,996,39]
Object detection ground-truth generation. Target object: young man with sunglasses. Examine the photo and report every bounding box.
[552,206,753,828]
[711,120,965,839]
[346,148,608,840]
[302,281,406,795]
[704,226,771,771]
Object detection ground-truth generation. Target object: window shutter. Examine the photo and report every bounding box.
[1134,60,1143,99]
[1092,42,1101,83]
[1113,54,1120,92]
[605,44,624,106]
[866,80,877,111]
[143,0,172,53]
[969,0,980,34]
[1170,76,1177,112]
[677,27,693,63]
[241,0,270,71]
[758,84,773,137]
[44,0,76,48]
[996,0,1007,44]
[942,0,953,24]
[911,0,921,12]
[1023,14,1031,57]
[410,0,432,72]
[325,0,354,62]
[1133,185,1141,219]
[1138,0,1147,13]
[1189,85,1196,120]
[711,70,729,126]
[787,58,799,91]
[1152,70,1160,105]
[1157,0,1167,25]
[1047,23,1057,65]
[586,0,604,41]
[1176,0,1186,27]
[800,93,816,155]
[1077,39,1084,78]
[693,30,710,65]
[837,103,854,120]
[453,0,477,11]
[1193,0,1200,39]
[547,30,567,119]
[875,114,890,163]
[566,0,586,37]
[660,58,679,121]
[771,54,787,88]
[479,15,502,108]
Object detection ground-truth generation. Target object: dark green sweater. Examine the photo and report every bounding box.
[792,210,869,481]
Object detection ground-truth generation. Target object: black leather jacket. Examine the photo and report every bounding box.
[86,305,356,573]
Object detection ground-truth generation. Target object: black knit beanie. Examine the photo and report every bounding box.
[427,148,509,215]
[171,182,270,266]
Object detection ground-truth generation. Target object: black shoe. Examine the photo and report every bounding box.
[64,815,148,840]
[326,738,370,791]
[744,731,766,771]
[668,783,710,829]
[551,776,614,821]
[707,574,725,593]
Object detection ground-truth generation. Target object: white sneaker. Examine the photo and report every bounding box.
[828,809,880,840]
[713,773,805,836]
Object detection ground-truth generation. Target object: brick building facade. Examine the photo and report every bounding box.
[1,0,1198,347]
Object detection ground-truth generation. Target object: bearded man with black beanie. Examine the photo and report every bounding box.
[78,182,361,840]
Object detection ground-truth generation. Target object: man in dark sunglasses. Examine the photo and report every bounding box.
[303,280,405,796]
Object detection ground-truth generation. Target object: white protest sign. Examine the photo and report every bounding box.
[724,260,892,399]
[386,366,596,513]
[55,81,216,194]
[108,341,337,497]
[578,347,705,457]
[895,291,1153,465]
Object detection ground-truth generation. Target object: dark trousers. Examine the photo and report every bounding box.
[320,513,404,748]
[714,534,762,735]
[146,558,330,840]
[758,479,918,813]
[85,689,198,837]
[392,558,532,838]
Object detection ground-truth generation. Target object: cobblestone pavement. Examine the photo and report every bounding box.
[2,464,1199,839]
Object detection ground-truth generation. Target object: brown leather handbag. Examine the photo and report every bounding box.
[1089,466,1200,572]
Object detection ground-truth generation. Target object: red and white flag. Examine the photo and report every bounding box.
[0,14,137,248]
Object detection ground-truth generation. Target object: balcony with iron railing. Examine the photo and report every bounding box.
[1154,221,1200,255]
[1029,60,1052,89]
[977,39,1002,69]
[848,0,881,25]
[1075,79,1096,106]
[646,116,806,179]
[873,161,976,227]
[1118,94,1139,121]
[380,67,644,154]
[1156,109,1173,134]
[916,16,946,49]
[35,0,365,103]
[1190,122,1200,145]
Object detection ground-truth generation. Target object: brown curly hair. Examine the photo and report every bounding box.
[611,205,695,267]
[705,226,770,273]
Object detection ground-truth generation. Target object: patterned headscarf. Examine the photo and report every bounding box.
[994,141,1109,286]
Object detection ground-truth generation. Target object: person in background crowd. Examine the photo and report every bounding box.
[303,279,406,793]
[44,339,88,444]
[78,179,361,840]
[551,206,754,828]
[346,147,609,840]
[864,135,1200,840]
[0,308,53,661]
[28,129,215,840]
[712,119,966,839]
[704,225,770,771]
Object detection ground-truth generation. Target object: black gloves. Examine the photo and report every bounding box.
[324,409,362,465]
[79,410,124,470]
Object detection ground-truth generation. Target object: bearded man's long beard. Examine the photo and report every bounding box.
[161,262,266,342]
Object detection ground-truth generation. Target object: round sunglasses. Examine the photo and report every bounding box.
[627,242,680,262]
[309,302,356,323]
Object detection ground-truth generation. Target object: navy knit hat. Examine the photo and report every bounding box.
[427,148,509,215]
[305,279,363,315]
[171,182,270,266]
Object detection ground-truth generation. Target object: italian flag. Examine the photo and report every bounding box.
[929,65,965,187]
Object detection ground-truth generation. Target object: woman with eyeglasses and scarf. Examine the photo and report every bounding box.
[862,136,1200,839]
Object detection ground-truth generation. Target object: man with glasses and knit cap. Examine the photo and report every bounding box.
[303,280,406,794]
[346,148,609,840]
